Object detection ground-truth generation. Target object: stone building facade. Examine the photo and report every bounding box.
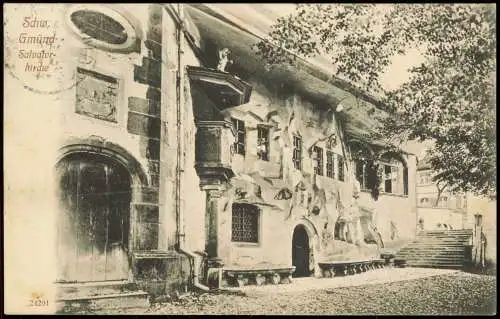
[5,4,418,301]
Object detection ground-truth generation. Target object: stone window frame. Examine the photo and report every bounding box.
[326,150,335,179]
[348,141,374,190]
[418,171,433,186]
[292,134,302,170]
[312,146,324,176]
[337,154,345,182]
[66,4,142,54]
[231,203,260,244]
[231,118,246,156]
[418,197,430,207]
[378,153,409,196]
[257,125,270,161]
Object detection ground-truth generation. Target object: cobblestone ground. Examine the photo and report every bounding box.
[102,271,497,315]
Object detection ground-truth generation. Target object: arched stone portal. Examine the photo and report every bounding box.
[55,139,149,283]
[56,152,133,282]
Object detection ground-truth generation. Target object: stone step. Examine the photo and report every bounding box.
[399,246,464,250]
[55,281,149,314]
[401,246,464,249]
[415,238,471,241]
[406,260,465,264]
[417,235,472,238]
[417,234,471,237]
[405,259,466,264]
[406,264,465,269]
[398,250,464,254]
[419,230,472,233]
[418,238,471,240]
[401,244,466,248]
[397,253,464,258]
[402,257,465,262]
[404,255,465,259]
[56,291,150,314]
[401,244,465,250]
[56,281,138,299]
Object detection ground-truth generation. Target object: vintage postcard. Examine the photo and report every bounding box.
[3,3,496,315]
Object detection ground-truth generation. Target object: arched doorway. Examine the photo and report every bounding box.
[56,153,131,282]
[292,225,311,277]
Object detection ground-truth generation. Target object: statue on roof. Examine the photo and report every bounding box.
[217,48,233,72]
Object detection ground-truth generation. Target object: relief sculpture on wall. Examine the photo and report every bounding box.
[76,67,118,123]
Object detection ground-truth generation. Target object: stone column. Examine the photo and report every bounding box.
[473,214,484,268]
[201,185,226,288]
[203,186,225,258]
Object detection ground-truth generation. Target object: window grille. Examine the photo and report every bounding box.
[231,204,259,243]
[337,154,345,181]
[292,135,302,170]
[326,150,334,179]
[313,146,323,175]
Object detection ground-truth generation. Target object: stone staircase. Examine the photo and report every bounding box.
[55,281,150,314]
[395,229,473,269]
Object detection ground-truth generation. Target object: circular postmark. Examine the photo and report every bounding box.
[4,4,79,95]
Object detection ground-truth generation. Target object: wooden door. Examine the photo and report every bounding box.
[292,225,310,277]
[56,154,131,283]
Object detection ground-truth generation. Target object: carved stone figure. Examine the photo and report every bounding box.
[217,48,233,72]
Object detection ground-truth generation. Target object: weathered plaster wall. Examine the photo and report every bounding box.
[161,6,206,255]
[217,80,417,270]
[357,152,418,245]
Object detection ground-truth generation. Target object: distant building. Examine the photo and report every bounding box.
[416,155,469,230]
[416,154,496,234]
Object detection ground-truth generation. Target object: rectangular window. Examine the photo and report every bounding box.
[438,196,449,208]
[232,118,245,155]
[326,151,334,179]
[292,135,302,170]
[337,154,345,181]
[231,204,259,243]
[257,125,270,161]
[403,167,409,195]
[355,160,366,189]
[313,146,324,175]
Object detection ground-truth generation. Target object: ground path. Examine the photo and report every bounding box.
[93,269,497,315]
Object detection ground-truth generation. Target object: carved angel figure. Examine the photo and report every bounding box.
[217,48,233,72]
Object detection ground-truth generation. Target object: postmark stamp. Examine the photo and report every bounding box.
[4,4,78,95]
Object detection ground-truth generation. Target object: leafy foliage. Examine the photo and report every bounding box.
[256,4,496,196]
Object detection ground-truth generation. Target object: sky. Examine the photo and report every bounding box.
[212,4,426,94]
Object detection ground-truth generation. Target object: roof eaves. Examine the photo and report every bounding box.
[187,3,389,112]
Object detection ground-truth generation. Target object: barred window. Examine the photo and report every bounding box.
[292,135,302,170]
[232,118,245,155]
[337,154,345,181]
[313,146,324,175]
[257,125,270,161]
[326,150,335,179]
[231,203,259,243]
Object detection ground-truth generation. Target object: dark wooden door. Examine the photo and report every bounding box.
[56,154,131,282]
[292,225,310,277]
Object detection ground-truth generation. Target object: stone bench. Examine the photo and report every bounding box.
[222,265,296,287]
[318,259,386,277]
